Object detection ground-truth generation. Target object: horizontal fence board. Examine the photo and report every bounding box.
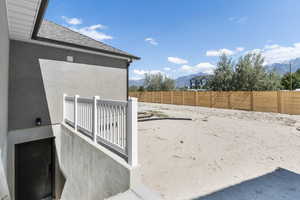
[196,92,211,107]
[129,91,300,115]
[173,91,184,105]
[184,91,196,106]
[153,92,161,103]
[253,91,278,113]
[281,91,300,115]
[162,91,172,104]
[230,91,252,111]
[212,92,229,109]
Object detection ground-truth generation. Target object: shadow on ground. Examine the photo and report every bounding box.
[193,168,300,200]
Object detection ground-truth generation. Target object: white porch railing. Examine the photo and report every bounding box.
[63,94,138,166]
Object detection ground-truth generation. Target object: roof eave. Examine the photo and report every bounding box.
[30,0,140,61]
[31,0,49,40]
[35,36,140,60]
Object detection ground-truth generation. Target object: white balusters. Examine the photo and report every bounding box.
[74,95,79,131]
[62,95,138,166]
[93,96,100,142]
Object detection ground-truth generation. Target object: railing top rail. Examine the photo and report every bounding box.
[65,95,128,106]
[77,97,93,104]
[97,99,128,106]
[65,96,74,101]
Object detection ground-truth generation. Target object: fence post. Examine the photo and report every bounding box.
[63,94,67,123]
[228,92,231,109]
[250,91,254,111]
[93,96,100,143]
[74,95,79,131]
[277,91,282,113]
[182,91,185,105]
[160,91,163,104]
[210,91,213,108]
[194,91,198,106]
[152,92,155,103]
[171,91,174,104]
[127,97,138,167]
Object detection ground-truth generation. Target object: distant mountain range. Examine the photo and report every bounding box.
[129,79,144,87]
[174,72,207,87]
[129,58,300,88]
[266,58,300,75]
[129,72,208,88]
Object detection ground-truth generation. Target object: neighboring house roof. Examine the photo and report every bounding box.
[37,20,140,60]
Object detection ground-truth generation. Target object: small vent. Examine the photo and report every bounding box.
[67,56,74,62]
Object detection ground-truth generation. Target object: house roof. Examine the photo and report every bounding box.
[37,20,140,60]
[6,0,44,40]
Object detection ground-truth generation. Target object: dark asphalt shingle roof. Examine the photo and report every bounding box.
[37,20,139,60]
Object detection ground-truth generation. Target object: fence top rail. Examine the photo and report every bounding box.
[130,90,298,93]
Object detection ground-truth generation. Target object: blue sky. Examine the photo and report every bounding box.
[45,0,300,80]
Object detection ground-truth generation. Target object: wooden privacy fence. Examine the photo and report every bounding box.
[129,91,300,115]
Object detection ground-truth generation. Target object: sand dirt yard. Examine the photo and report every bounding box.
[138,102,300,200]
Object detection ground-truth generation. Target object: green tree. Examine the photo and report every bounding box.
[138,86,145,92]
[207,53,281,91]
[281,71,300,90]
[143,73,175,91]
[232,53,280,91]
[263,71,282,90]
[209,54,234,91]
[161,76,176,90]
[233,53,263,90]
[129,85,139,92]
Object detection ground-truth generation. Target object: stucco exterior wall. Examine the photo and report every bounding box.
[0,0,10,199]
[55,124,131,200]
[7,124,132,200]
[9,40,128,131]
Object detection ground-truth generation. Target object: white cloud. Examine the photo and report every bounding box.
[259,43,300,65]
[133,69,163,75]
[62,16,82,25]
[236,47,245,52]
[196,63,216,74]
[248,49,262,54]
[145,38,158,46]
[181,62,216,74]
[206,47,245,57]
[71,25,113,41]
[243,43,300,65]
[62,16,112,41]
[164,67,171,71]
[206,48,235,57]
[168,57,188,65]
[181,65,193,71]
[228,16,248,24]
[264,44,280,49]
[133,69,148,75]
[130,77,143,81]
[88,24,107,30]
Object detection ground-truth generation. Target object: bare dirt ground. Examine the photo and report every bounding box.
[138,102,300,200]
